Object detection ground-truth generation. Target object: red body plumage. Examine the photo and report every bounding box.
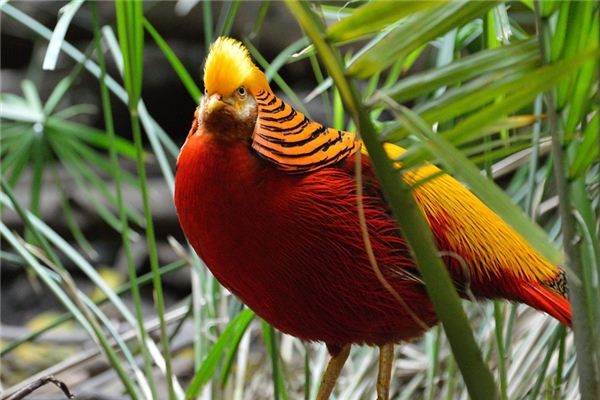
[175,133,570,348]
[176,135,437,345]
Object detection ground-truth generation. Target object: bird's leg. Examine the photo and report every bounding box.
[316,344,351,400]
[377,343,394,400]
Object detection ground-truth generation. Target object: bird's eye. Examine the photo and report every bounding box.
[237,86,247,97]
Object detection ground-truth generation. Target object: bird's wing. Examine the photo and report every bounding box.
[379,143,559,285]
[379,143,571,325]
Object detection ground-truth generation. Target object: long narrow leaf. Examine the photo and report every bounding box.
[375,39,538,105]
[348,0,499,77]
[185,309,254,398]
[42,0,85,70]
[327,0,446,43]
[143,18,202,103]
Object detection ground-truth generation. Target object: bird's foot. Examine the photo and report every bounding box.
[377,343,394,400]
[316,344,351,400]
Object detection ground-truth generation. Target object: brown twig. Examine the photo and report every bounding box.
[3,375,75,400]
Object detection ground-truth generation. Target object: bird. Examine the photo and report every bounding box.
[174,37,571,399]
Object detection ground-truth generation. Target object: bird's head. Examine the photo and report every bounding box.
[199,37,270,139]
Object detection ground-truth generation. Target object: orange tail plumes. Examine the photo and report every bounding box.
[520,282,571,327]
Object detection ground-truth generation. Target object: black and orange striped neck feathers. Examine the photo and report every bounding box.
[251,89,359,173]
[200,36,360,173]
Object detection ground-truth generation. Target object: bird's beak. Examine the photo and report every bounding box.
[206,94,225,114]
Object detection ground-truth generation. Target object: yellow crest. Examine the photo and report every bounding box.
[203,37,269,97]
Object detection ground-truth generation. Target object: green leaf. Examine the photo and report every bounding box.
[216,0,241,37]
[399,47,600,170]
[327,0,446,43]
[21,80,43,115]
[375,39,538,105]
[348,0,499,77]
[185,309,254,399]
[555,0,594,109]
[115,0,144,106]
[143,18,202,103]
[0,102,43,123]
[46,118,137,158]
[564,15,598,134]
[42,0,85,70]
[265,37,309,81]
[570,113,599,178]
[261,321,288,400]
[252,0,271,37]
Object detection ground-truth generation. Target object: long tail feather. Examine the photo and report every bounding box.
[520,282,572,327]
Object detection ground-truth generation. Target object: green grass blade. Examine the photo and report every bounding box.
[0,3,126,102]
[92,3,159,397]
[0,260,186,356]
[115,2,179,398]
[425,327,442,400]
[264,37,309,81]
[103,24,178,189]
[327,0,446,43]
[4,134,33,186]
[0,187,142,398]
[570,113,599,178]
[375,39,538,105]
[50,164,94,256]
[261,321,288,400]
[185,309,254,398]
[29,132,46,217]
[0,101,43,122]
[348,0,499,77]
[555,1,594,109]
[202,0,213,50]
[529,325,563,399]
[46,117,137,158]
[216,0,241,37]
[564,14,598,135]
[42,0,85,70]
[0,224,141,399]
[143,18,202,103]
[44,55,88,115]
[493,302,508,400]
[219,310,257,386]
[1,3,179,189]
[251,0,270,37]
[21,80,43,115]
[381,64,541,142]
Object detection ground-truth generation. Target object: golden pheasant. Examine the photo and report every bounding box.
[174,37,570,399]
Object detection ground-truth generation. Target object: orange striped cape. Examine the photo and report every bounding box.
[251,89,360,173]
